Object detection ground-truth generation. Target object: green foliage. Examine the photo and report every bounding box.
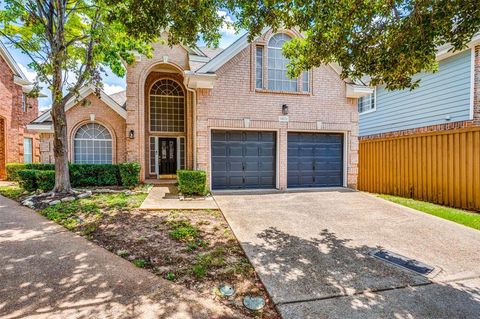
[133,259,148,268]
[168,220,199,242]
[0,185,25,200]
[119,162,141,187]
[69,164,121,187]
[378,195,480,231]
[165,272,175,281]
[177,170,207,195]
[26,163,55,170]
[6,164,26,181]
[35,170,55,191]
[191,247,226,279]
[232,1,480,90]
[17,170,38,192]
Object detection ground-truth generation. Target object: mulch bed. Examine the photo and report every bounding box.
[91,209,280,318]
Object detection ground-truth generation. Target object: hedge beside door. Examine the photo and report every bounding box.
[358,127,480,211]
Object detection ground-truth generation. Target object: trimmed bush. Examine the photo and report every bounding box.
[18,169,38,192]
[177,170,207,195]
[36,170,55,191]
[119,162,141,187]
[6,163,26,181]
[69,164,121,187]
[26,163,55,170]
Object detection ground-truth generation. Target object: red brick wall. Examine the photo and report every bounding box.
[0,54,39,177]
[196,29,359,189]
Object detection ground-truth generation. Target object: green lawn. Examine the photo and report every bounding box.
[378,194,480,231]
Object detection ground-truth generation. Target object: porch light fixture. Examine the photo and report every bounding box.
[129,130,135,139]
[282,104,289,115]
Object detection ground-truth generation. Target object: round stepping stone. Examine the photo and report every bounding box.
[243,295,265,311]
[218,284,235,297]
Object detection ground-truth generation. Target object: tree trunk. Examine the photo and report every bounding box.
[51,101,72,194]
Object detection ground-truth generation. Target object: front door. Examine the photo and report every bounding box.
[159,138,177,175]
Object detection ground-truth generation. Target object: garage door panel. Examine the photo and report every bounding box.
[288,133,343,188]
[212,130,276,190]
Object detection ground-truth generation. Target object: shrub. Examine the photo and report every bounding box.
[177,170,207,195]
[119,162,141,187]
[69,164,121,187]
[26,163,55,170]
[35,170,55,191]
[17,169,38,192]
[6,163,26,181]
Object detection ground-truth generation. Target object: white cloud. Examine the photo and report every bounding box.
[217,10,236,36]
[18,63,37,82]
[103,83,125,95]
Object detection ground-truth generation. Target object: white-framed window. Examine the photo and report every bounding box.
[23,137,32,163]
[358,90,376,114]
[22,93,27,112]
[150,79,185,133]
[255,33,310,93]
[73,123,113,164]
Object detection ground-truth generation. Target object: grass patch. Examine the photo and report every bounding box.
[0,184,25,200]
[133,259,148,268]
[168,219,199,242]
[378,194,480,231]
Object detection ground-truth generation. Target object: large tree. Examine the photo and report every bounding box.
[0,0,226,193]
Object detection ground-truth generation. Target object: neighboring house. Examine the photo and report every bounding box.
[0,41,40,179]
[359,35,480,138]
[357,35,480,211]
[28,29,373,190]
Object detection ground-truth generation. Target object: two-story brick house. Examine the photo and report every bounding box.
[0,41,40,179]
[28,29,372,190]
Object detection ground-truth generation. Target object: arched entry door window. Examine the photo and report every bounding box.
[74,123,113,164]
[150,79,185,132]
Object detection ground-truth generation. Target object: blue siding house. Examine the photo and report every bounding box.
[359,48,475,137]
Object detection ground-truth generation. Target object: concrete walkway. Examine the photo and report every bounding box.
[214,189,480,318]
[0,195,239,319]
[140,185,218,210]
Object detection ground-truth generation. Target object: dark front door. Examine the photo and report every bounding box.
[159,138,177,174]
[211,130,276,190]
[287,133,343,188]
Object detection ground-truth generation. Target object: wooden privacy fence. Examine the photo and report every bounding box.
[358,127,480,211]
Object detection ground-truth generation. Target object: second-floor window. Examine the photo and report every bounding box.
[22,93,27,112]
[256,33,309,93]
[358,90,376,114]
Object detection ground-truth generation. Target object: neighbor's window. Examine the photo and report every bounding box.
[74,123,113,164]
[23,138,32,163]
[302,71,309,92]
[150,79,185,132]
[22,93,27,112]
[358,91,376,114]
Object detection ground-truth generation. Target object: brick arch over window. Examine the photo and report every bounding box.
[73,123,113,164]
[149,78,185,133]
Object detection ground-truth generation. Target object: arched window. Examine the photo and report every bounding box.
[267,33,298,92]
[73,123,113,164]
[150,79,185,132]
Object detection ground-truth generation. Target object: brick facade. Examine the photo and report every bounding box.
[195,30,358,189]
[361,45,480,141]
[39,94,126,164]
[0,54,39,178]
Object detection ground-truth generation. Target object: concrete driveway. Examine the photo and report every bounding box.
[213,189,480,318]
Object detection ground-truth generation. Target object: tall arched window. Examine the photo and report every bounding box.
[74,123,113,164]
[267,33,298,92]
[150,79,185,132]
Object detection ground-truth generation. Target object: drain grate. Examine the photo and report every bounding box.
[372,250,434,276]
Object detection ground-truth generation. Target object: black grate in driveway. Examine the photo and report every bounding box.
[372,250,434,276]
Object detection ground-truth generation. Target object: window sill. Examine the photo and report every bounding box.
[359,108,377,115]
[255,89,311,96]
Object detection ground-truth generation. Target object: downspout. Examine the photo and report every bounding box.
[184,76,197,170]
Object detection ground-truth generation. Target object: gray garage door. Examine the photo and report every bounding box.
[288,133,343,188]
[211,130,276,190]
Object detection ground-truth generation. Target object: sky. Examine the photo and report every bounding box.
[5,10,243,111]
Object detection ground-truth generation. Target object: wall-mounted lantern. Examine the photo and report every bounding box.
[129,130,135,139]
[282,104,289,115]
